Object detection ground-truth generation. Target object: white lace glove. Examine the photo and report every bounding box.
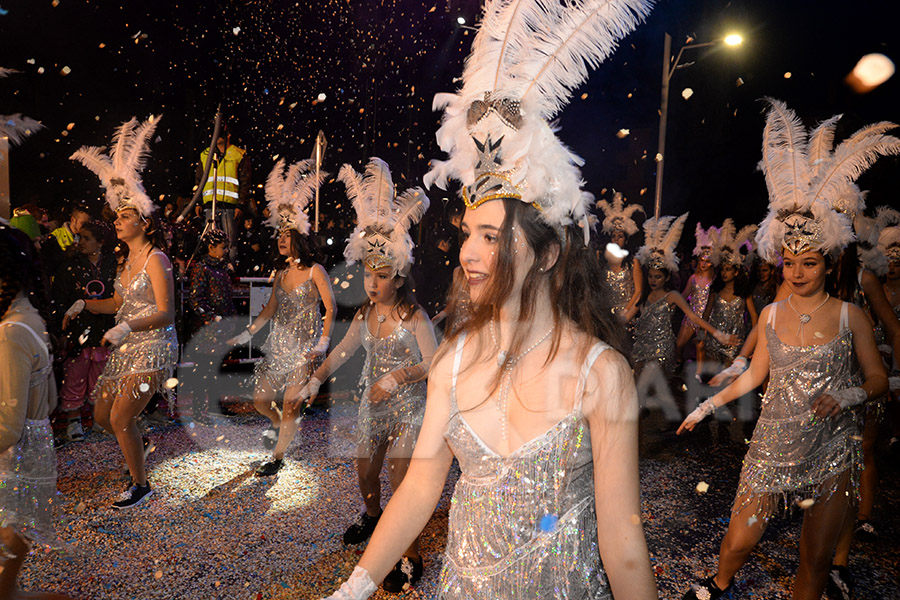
[66,299,85,319]
[375,372,399,395]
[322,566,376,600]
[102,322,132,346]
[682,399,717,430]
[300,377,323,400]
[830,387,868,410]
[311,336,330,356]
[229,329,252,346]
[709,356,749,386]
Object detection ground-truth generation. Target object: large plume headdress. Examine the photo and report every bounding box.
[755,99,900,261]
[70,115,161,218]
[264,158,327,236]
[339,157,430,277]
[636,213,688,272]
[597,191,644,237]
[875,206,900,267]
[0,68,43,154]
[423,0,653,235]
[693,222,720,263]
[714,218,757,268]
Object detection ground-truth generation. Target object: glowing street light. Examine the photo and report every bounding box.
[653,32,744,219]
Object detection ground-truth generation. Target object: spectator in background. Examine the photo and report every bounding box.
[234,214,267,276]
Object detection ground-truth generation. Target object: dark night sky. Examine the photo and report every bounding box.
[1,0,898,234]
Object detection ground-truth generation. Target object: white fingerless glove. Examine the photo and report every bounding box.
[713,330,730,345]
[301,377,323,400]
[830,387,868,410]
[231,330,252,345]
[103,322,132,346]
[312,336,330,355]
[66,299,86,319]
[720,356,749,378]
[685,399,717,427]
[322,566,376,600]
[376,373,400,395]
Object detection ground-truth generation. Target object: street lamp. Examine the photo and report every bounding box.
[653,33,743,219]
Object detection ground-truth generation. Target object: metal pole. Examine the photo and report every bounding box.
[654,33,672,220]
[314,139,321,234]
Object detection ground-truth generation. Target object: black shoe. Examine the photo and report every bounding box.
[382,556,424,593]
[682,575,731,600]
[826,565,853,600]
[854,519,878,542]
[342,510,381,545]
[255,458,283,477]
[261,425,278,450]
[112,483,153,509]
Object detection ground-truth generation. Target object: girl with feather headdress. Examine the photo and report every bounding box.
[677,99,894,600]
[302,157,437,593]
[67,116,177,509]
[627,214,737,379]
[227,158,335,477]
[675,222,720,357]
[324,2,658,598]
[596,191,645,321]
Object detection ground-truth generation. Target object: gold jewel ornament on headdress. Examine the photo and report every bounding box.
[70,116,161,218]
[339,157,430,277]
[264,158,326,236]
[423,0,653,239]
[755,99,900,261]
[636,213,688,272]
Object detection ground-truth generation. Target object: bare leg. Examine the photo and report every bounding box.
[833,412,878,567]
[793,472,852,600]
[272,383,304,461]
[108,374,162,486]
[676,321,695,354]
[711,493,769,590]
[357,441,389,517]
[93,383,115,433]
[387,427,420,560]
[252,377,280,428]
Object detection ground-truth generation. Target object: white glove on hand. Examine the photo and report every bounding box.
[300,377,323,400]
[830,387,868,410]
[713,330,731,345]
[375,373,399,395]
[66,299,86,319]
[684,399,716,428]
[230,330,252,346]
[102,322,132,346]
[322,566,376,600]
[710,356,749,386]
[312,336,330,356]
[890,376,900,393]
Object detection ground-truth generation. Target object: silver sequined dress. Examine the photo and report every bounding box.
[253,274,322,392]
[357,320,426,456]
[439,338,611,599]
[735,302,861,521]
[705,295,748,366]
[633,293,676,375]
[682,276,711,332]
[94,251,178,403]
[601,262,634,318]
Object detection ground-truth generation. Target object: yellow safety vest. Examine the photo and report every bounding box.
[200,145,245,205]
[51,225,75,251]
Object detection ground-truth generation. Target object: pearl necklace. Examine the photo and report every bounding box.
[124,242,152,275]
[787,293,829,341]
[489,319,554,442]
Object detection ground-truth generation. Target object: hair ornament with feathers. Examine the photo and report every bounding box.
[755,98,900,261]
[715,218,757,268]
[339,157,430,277]
[693,222,720,262]
[636,213,688,272]
[423,0,653,237]
[597,191,644,237]
[264,158,326,236]
[875,207,900,266]
[70,115,161,218]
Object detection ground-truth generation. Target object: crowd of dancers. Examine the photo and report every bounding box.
[3,1,900,599]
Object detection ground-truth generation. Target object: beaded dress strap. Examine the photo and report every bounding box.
[766,302,778,326]
[839,301,849,330]
[574,342,609,413]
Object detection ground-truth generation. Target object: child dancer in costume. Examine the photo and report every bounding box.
[68,116,178,509]
[677,99,895,600]
[228,159,335,477]
[303,157,436,593]
[596,191,644,320]
[323,1,657,597]
[676,223,718,360]
[628,214,737,379]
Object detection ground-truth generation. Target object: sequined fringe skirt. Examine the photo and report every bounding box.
[0,419,58,548]
[356,383,425,459]
[93,328,178,409]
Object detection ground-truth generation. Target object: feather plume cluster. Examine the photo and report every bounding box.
[339,157,430,277]
[756,99,900,261]
[693,223,720,261]
[424,0,653,232]
[636,213,688,272]
[874,207,900,269]
[0,68,43,152]
[714,218,757,268]
[264,158,326,236]
[597,191,644,236]
[70,116,161,217]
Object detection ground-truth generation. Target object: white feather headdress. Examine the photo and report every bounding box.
[423,0,653,235]
[70,116,161,217]
[693,223,720,262]
[339,157,430,277]
[715,218,757,268]
[755,99,900,261]
[597,191,644,237]
[0,68,43,153]
[875,207,900,266]
[264,158,326,236]
[636,213,688,272]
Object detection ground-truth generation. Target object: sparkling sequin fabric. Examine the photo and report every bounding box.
[0,418,57,547]
[253,277,322,392]
[633,294,676,375]
[735,304,861,521]
[704,295,748,366]
[682,276,711,333]
[357,321,425,457]
[602,263,634,318]
[439,341,611,599]
[94,253,178,404]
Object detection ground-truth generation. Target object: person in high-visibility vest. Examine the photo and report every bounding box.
[194,121,251,258]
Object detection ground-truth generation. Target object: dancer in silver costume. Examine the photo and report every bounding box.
[229,158,334,477]
[678,100,894,600]
[676,223,717,357]
[702,265,758,370]
[596,192,644,321]
[323,2,657,597]
[69,116,177,510]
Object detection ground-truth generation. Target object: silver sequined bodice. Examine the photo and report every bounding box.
[705,295,747,365]
[602,264,633,316]
[359,321,425,419]
[255,279,322,390]
[633,294,676,374]
[439,343,611,599]
[683,277,711,332]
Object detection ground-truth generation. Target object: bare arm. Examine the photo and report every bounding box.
[745,296,759,327]
[668,291,731,340]
[861,269,900,361]
[681,274,694,299]
[626,260,644,313]
[312,264,337,340]
[368,310,439,403]
[311,312,363,384]
[585,349,658,599]
[84,294,121,316]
